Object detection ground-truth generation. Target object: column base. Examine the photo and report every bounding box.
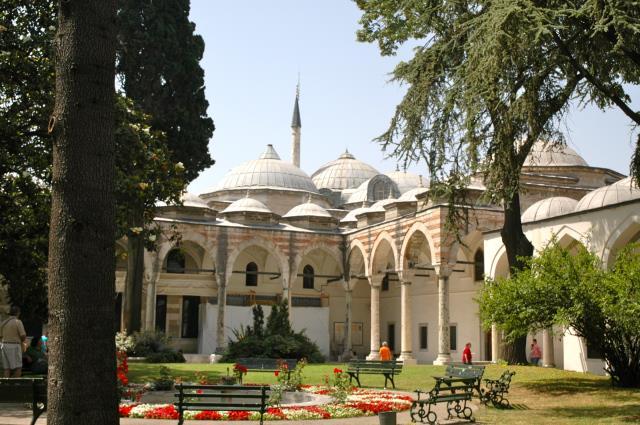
[542,363,556,368]
[366,351,381,360]
[209,354,224,364]
[432,353,452,365]
[398,352,417,365]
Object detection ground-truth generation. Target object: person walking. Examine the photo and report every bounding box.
[0,306,27,377]
[462,342,473,364]
[379,341,392,361]
[530,339,542,366]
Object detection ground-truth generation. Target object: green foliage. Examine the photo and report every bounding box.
[269,359,308,406]
[479,240,640,387]
[152,366,174,390]
[116,0,215,183]
[325,367,352,403]
[223,303,325,363]
[129,330,184,363]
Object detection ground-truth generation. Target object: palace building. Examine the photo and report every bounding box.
[113,92,639,375]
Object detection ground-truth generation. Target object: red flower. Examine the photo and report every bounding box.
[144,405,178,419]
[274,370,280,377]
[228,410,250,420]
[119,404,137,417]
[195,410,222,420]
[196,389,203,394]
[333,368,343,374]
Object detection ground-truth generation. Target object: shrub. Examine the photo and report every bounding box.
[130,330,168,357]
[145,349,185,363]
[222,302,324,363]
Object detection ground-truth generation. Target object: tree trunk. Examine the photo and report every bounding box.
[47,2,118,424]
[499,191,533,364]
[123,210,144,333]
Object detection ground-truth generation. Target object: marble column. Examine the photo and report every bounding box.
[342,281,354,359]
[143,251,161,330]
[491,324,501,363]
[215,271,227,352]
[366,274,382,360]
[542,328,555,367]
[398,271,416,364]
[433,266,451,365]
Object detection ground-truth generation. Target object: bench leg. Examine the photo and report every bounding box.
[410,400,437,424]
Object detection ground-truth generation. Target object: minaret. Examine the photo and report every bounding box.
[291,82,301,168]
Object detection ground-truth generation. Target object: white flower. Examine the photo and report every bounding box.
[130,227,143,235]
[20,34,32,43]
[174,162,185,171]
[148,234,156,242]
[48,25,56,32]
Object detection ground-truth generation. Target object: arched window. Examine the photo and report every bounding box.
[167,249,185,273]
[246,262,258,286]
[372,181,389,201]
[303,265,315,289]
[474,249,484,281]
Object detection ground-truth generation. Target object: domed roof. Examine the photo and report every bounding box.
[213,145,318,193]
[340,206,369,223]
[181,192,209,208]
[311,150,380,190]
[283,200,332,218]
[385,170,422,194]
[221,196,273,214]
[522,197,578,222]
[398,187,429,202]
[523,141,588,167]
[575,177,640,212]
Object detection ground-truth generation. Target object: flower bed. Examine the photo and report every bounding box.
[119,387,412,421]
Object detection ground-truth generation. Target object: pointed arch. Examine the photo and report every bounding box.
[602,214,640,266]
[370,231,399,274]
[399,222,436,272]
[290,243,343,282]
[348,239,369,278]
[225,237,289,285]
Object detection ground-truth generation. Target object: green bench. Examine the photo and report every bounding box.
[442,364,485,397]
[175,384,269,425]
[346,359,403,389]
[0,377,47,425]
[410,376,475,424]
[481,370,516,408]
[237,357,297,372]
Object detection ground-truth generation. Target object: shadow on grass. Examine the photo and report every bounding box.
[547,405,640,423]
[128,364,224,384]
[519,378,640,403]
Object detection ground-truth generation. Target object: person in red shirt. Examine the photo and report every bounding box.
[462,342,472,364]
[379,341,392,361]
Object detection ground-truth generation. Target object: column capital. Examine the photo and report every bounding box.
[368,273,385,288]
[397,269,416,284]
[434,264,452,277]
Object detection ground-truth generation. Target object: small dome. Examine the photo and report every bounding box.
[576,177,640,212]
[346,175,400,205]
[283,201,332,218]
[212,145,318,193]
[385,170,422,194]
[221,196,273,214]
[181,192,209,208]
[523,141,588,167]
[340,207,369,223]
[398,187,429,202]
[522,197,578,222]
[312,150,380,190]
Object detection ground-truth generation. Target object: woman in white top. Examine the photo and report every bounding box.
[0,306,27,377]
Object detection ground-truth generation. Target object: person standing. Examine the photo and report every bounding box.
[462,342,473,364]
[0,306,27,377]
[379,341,392,361]
[530,339,542,366]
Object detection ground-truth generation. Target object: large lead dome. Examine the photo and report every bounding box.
[311,150,379,190]
[212,144,318,193]
[523,141,588,167]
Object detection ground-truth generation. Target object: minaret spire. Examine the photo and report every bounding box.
[291,78,301,168]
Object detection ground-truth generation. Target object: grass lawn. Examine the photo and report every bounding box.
[128,362,640,424]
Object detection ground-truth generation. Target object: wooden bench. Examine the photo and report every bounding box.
[175,384,269,425]
[346,359,403,389]
[0,377,47,425]
[442,364,485,397]
[410,376,475,424]
[481,370,516,408]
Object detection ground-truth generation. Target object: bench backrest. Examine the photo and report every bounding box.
[175,384,269,412]
[348,360,403,373]
[498,370,516,386]
[0,378,46,404]
[237,358,297,370]
[445,364,485,379]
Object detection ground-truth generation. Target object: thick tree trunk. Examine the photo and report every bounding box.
[500,191,533,364]
[123,210,144,333]
[47,2,118,425]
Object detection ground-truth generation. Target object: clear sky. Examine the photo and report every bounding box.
[187,1,639,194]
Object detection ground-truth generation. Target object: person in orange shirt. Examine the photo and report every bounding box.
[379,341,392,361]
